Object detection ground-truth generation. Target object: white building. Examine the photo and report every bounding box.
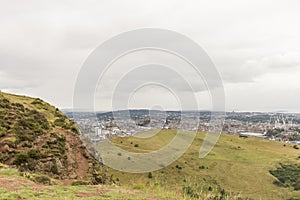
[95,126,102,136]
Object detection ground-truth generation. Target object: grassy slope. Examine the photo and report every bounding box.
[1,92,58,122]
[0,167,157,200]
[106,130,300,200]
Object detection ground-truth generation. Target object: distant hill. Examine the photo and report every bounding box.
[0,91,112,185]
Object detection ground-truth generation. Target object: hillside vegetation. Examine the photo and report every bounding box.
[0,91,111,184]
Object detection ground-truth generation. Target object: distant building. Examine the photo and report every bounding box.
[239,132,267,138]
[95,126,102,136]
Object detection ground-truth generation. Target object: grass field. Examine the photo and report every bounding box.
[0,167,161,200]
[103,130,300,200]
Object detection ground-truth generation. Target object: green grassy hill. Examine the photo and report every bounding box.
[105,130,300,200]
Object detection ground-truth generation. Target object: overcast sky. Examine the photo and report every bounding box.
[1,0,300,112]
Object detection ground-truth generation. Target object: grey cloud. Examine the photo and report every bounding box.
[0,71,39,90]
[1,0,300,111]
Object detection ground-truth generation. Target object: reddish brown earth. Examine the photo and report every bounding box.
[0,176,39,191]
[58,128,90,180]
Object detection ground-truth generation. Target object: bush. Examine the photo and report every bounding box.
[0,98,10,108]
[70,126,79,134]
[0,127,7,137]
[176,164,182,170]
[293,145,299,150]
[270,164,300,190]
[294,179,300,190]
[0,153,9,163]
[31,98,43,105]
[13,152,29,166]
[28,149,42,159]
[72,180,90,186]
[22,142,33,148]
[134,144,139,147]
[148,172,153,179]
[50,165,59,174]
[182,186,199,198]
[32,174,51,185]
[54,118,66,127]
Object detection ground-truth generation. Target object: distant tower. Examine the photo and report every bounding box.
[289,118,294,127]
[275,116,280,129]
[95,127,102,136]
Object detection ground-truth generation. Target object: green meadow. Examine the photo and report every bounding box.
[105,130,300,200]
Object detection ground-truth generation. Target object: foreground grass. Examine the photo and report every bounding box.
[0,168,157,200]
[0,186,153,200]
[0,169,243,200]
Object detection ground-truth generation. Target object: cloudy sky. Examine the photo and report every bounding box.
[1,0,300,112]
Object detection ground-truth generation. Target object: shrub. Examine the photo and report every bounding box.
[148,172,153,179]
[270,164,300,190]
[0,98,10,108]
[294,179,300,190]
[176,165,182,170]
[15,103,24,111]
[293,145,299,150]
[28,149,42,159]
[132,184,144,190]
[54,118,66,127]
[0,127,7,137]
[72,180,90,186]
[134,144,139,147]
[22,142,33,148]
[182,186,199,198]
[13,152,29,166]
[0,153,9,162]
[70,126,79,134]
[199,165,206,169]
[33,174,51,185]
[31,98,43,105]
[50,164,59,174]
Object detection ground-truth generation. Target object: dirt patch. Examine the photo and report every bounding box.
[0,177,39,191]
[76,191,107,198]
[57,128,89,179]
